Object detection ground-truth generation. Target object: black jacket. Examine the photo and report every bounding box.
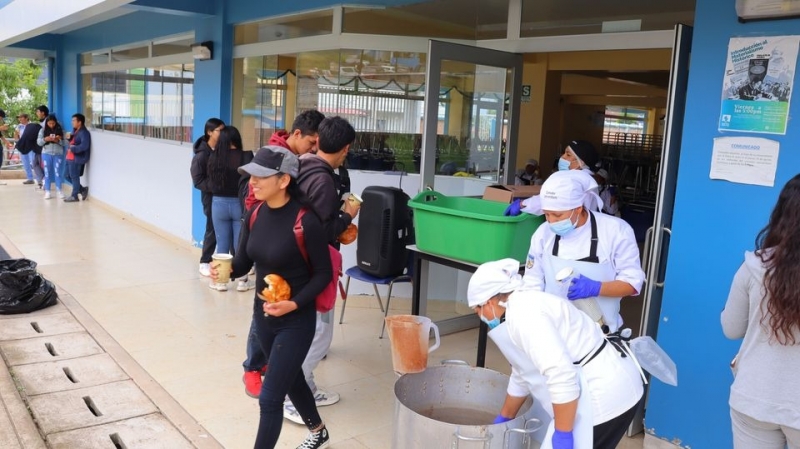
[298,154,351,246]
[16,123,42,155]
[190,139,212,193]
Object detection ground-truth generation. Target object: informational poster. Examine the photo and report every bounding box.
[719,36,800,135]
[710,137,779,187]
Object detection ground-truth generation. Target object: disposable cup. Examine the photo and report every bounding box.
[211,253,233,284]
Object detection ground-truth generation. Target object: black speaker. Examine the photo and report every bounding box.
[357,186,413,278]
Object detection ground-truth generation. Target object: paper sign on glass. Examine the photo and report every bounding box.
[710,137,779,187]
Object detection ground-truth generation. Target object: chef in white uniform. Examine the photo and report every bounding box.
[557,140,599,174]
[505,140,600,217]
[468,259,644,449]
[522,170,644,333]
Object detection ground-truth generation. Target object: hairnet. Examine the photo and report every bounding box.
[522,170,603,215]
[467,259,522,308]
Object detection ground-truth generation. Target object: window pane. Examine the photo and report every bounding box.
[182,64,194,143]
[145,68,163,139]
[101,72,117,131]
[160,64,184,142]
[343,1,507,40]
[520,0,695,38]
[111,46,149,62]
[153,36,193,57]
[234,10,333,45]
[112,69,145,136]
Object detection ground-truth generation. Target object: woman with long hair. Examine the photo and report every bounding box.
[722,173,800,448]
[212,147,332,449]
[190,118,225,277]
[36,114,65,199]
[207,126,252,292]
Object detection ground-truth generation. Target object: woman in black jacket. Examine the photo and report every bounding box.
[190,118,225,277]
[213,147,332,449]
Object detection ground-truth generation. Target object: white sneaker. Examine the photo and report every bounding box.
[237,277,255,292]
[199,263,211,277]
[283,401,304,425]
[43,191,51,200]
[208,281,228,292]
[57,190,65,199]
[313,387,340,407]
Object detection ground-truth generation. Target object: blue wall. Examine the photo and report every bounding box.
[646,0,800,446]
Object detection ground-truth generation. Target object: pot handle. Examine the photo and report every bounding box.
[452,427,492,448]
[441,359,470,366]
[502,419,543,449]
[428,322,440,353]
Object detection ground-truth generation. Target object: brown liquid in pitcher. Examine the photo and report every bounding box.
[421,407,498,425]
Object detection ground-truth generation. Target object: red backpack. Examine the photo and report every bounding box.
[249,203,344,312]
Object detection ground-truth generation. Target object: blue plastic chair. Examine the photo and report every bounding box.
[340,256,413,339]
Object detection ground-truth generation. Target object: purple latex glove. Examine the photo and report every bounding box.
[493,414,513,424]
[567,274,602,300]
[552,429,574,449]
[504,199,523,216]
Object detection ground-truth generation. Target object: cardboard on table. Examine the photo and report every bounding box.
[482,184,541,203]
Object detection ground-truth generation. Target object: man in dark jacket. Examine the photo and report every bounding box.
[14,113,39,184]
[64,113,91,203]
[190,120,224,277]
[280,116,360,425]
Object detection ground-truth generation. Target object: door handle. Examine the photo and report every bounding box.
[655,227,672,288]
[642,226,654,273]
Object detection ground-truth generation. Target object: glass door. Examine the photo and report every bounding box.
[416,41,522,335]
[629,23,693,436]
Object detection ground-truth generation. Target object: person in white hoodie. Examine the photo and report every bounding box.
[468,259,644,449]
[722,174,800,449]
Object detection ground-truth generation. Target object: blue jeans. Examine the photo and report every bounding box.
[20,152,35,180]
[42,153,63,191]
[254,306,321,447]
[211,196,242,255]
[66,161,84,199]
[243,317,267,372]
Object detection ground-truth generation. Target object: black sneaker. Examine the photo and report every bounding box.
[80,186,89,200]
[22,180,34,185]
[296,427,329,449]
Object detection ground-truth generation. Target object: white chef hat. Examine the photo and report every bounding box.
[525,159,538,168]
[596,168,609,180]
[467,259,522,308]
[522,169,603,215]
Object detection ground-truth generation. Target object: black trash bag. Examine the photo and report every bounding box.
[0,259,39,292]
[0,259,59,314]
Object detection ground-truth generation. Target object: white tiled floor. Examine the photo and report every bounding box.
[0,180,643,449]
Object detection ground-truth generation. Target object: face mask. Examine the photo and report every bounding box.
[480,303,502,330]
[558,158,571,171]
[549,209,578,236]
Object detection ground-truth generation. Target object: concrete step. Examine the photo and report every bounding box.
[27,380,158,434]
[47,414,194,449]
[0,312,84,341]
[0,332,103,366]
[12,353,129,396]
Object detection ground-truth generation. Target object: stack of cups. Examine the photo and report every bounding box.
[555,267,604,325]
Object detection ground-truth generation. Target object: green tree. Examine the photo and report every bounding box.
[0,58,48,122]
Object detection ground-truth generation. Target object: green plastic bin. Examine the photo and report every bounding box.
[408,190,545,264]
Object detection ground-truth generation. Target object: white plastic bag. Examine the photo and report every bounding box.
[629,336,678,386]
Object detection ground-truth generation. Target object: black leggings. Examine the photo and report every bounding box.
[253,306,322,448]
[592,397,642,449]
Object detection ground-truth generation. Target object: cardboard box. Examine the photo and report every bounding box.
[482,184,541,203]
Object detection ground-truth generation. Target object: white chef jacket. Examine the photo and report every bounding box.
[599,187,619,215]
[504,291,644,425]
[522,211,644,294]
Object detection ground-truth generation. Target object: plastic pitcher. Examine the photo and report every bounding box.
[385,315,440,374]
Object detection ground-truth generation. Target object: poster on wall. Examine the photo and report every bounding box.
[709,136,779,187]
[719,36,800,135]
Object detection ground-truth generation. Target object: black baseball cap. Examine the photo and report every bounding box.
[238,146,300,179]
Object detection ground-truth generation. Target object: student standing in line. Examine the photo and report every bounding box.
[722,174,800,449]
[191,118,225,277]
[36,114,66,200]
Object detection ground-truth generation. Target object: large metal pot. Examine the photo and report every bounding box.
[392,363,551,449]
